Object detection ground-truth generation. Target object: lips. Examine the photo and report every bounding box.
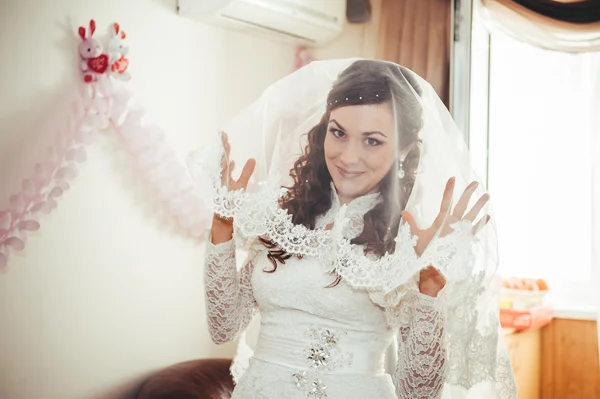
[337,166,363,179]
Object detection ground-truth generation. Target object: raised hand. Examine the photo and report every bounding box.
[401,177,491,297]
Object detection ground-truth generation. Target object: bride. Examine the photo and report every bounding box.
[189,59,517,398]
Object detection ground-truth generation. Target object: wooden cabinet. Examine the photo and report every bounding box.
[541,319,600,399]
[504,328,542,399]
[503,319,600,399]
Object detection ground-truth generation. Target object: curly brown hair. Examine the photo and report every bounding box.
[260,60,424,281]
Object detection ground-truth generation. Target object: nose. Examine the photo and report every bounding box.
[339,142,360,166]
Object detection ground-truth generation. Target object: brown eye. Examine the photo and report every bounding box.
[366,138,381,146]
[330,128,345,138]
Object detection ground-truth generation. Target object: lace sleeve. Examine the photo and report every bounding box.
[204,237,257,344]
[393,286,446,399]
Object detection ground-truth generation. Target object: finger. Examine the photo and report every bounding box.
[221,141,230,158]
[439,177,455,215]
[221,160,234,186]
[453,181,479,219]
[220,153,227,173]
[221,131,231,156]
[400,210,418,233]
[464,193,490,222]
[236,158,256,189]
[220,133,230,170]
[220,151,230,183]
[472,214,491,235]
[433,177,455,227]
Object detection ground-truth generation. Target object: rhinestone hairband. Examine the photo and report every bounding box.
[327,93,382,107]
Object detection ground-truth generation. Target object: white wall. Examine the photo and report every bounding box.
[0,1,366,398]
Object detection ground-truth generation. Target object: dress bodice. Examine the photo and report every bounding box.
[251,252,395,376]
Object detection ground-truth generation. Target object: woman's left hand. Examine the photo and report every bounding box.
[401,177,491,297]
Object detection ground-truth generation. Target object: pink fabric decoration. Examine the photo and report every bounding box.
[0,21,211,269]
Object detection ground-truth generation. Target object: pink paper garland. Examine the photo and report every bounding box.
[110,85,211,235]
[0,97,95,268]
[0,21,211,269]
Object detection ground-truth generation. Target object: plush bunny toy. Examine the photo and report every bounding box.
[78,19,109,83]
[108,23,130,81]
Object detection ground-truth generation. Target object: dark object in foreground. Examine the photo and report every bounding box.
[136,358,234,399]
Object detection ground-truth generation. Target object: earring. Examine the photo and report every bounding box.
[398,156,406,179]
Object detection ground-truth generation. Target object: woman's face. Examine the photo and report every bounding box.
[324,103,397,204]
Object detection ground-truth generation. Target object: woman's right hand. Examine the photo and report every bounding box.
[211,132,256,244]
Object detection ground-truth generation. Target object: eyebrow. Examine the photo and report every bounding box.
[329,119,388,139]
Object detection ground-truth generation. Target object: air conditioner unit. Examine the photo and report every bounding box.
[177,0,346,46]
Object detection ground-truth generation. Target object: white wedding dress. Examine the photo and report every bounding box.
[203,188,516,399]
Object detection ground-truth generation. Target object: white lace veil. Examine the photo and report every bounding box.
[188,59,515,397]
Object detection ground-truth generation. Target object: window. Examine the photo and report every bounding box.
[470,26,597,306]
